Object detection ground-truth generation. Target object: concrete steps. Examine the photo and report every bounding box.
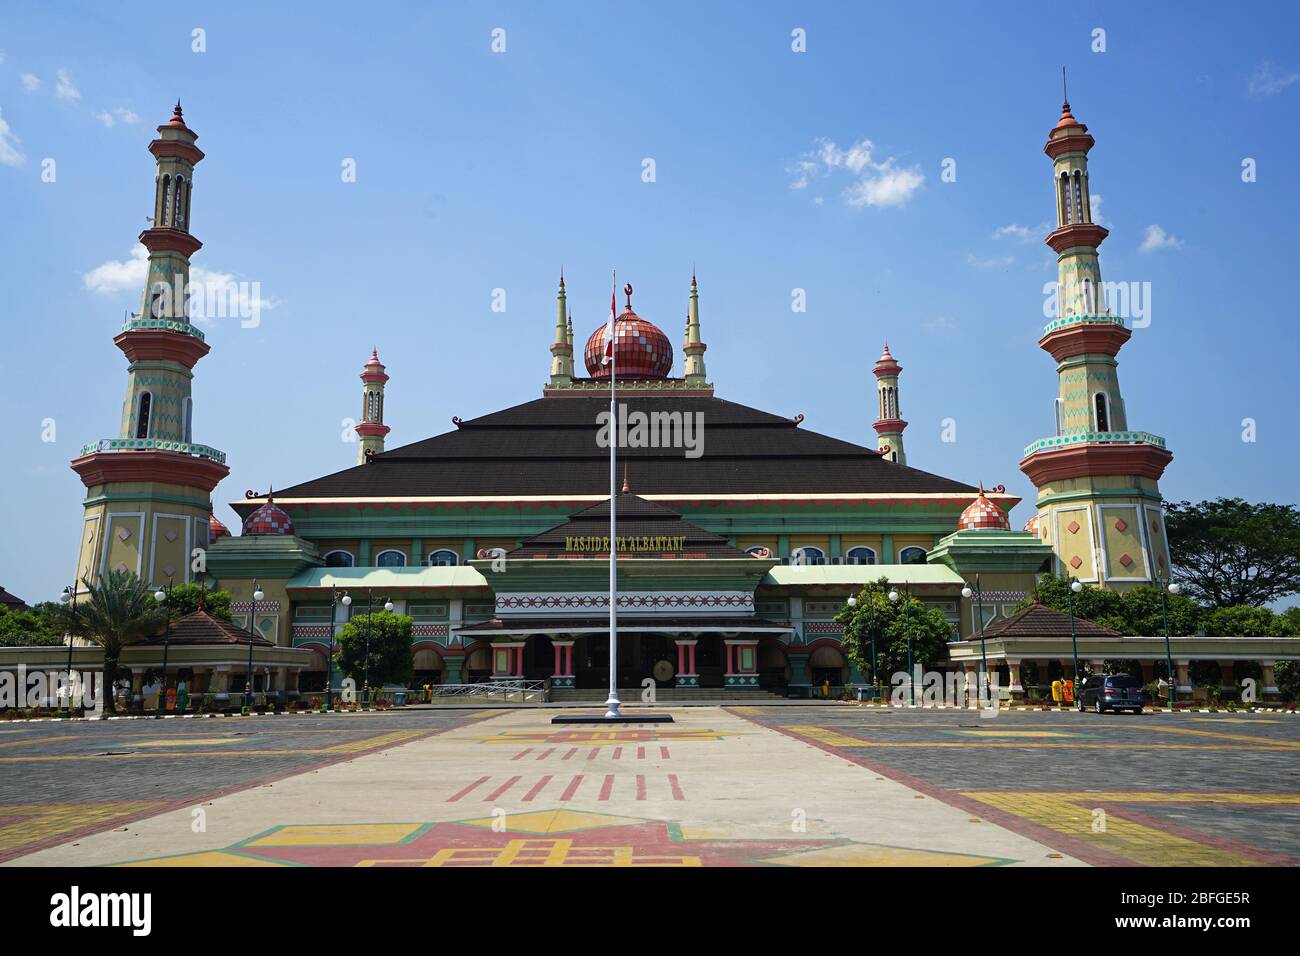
[550,687,785,703]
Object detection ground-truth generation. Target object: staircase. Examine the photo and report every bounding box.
[549,686,788,704]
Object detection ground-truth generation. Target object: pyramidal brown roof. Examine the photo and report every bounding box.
[142,609,275,647]
[506,493,755,559]
[980,603,1122,639]
[269,394,978,499]
[0,586,29,611]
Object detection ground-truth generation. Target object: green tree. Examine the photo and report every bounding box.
[156,582,232,622]
[0,604,64,647]
[336,610,413,690]
[1202,605,1281,637]
[835,579,953,687]
[1165,498,1300,608]
[48,570,165,714]
[1116,584,1201,636]
[1018,574,1127,632]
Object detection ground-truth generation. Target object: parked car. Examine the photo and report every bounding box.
[1077,673,1146,714]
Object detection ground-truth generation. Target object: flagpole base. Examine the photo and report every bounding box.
[552,712,674,724]
[604,694,622,718]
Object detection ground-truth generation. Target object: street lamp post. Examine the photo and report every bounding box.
[327,588,350,711]
[961,575,990,708]
[1067,578,1083,706]
[1160,578,1180,708]
[889,587,913,706]
[362,588,375,705]
[244,581,263,714]
[59,584,79,718]
[153,580,173,716]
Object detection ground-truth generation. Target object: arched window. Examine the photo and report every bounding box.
[172,177,185,227]
[845,546,877,565]
[324,550,355,568]
[1054,398,1064,436]
[1072,170,1085,224]
[181,397,193,443]
[1094,392,1110,432]
[745,545,774,558]
[375,549,406,568]
[898,546,927,565]
[1059,173,1072,224]
[135,392,152,439]
[790,546,825,566]
[426,549,459,567]
[160,174,171,227]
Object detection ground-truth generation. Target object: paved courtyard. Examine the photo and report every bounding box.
[1,705,1296,867]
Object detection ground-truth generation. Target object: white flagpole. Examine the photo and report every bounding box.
[606,272,622,717]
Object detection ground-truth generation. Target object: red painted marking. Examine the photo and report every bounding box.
[522,775,552,802]
[668,774,685,800]
[660,746,671,760]
[598,774,615,801]
[510,749,532,761]
[613,746,623,760]
[537,747,555,761]
[485,776,522,801]
[587,748,599,760]
[635,774,647,800]
[562,747,578,761]
[560,775,584,801]
[637,746,645,760]
[447,775,491,803]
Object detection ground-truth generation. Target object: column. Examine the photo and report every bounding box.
[210,667,231,704]
[674,638,699,688]
[130,668,146,711]
[443,653,465,685]
[1006,658,1024,701]
[962,661,979,708]
[1260,660,1279,701]
[724,639,759,688]
[1218,659,1235,690]
[551,640,575,689]
[1174,660,1192,696]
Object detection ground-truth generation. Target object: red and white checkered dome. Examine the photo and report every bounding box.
[1023,512,1040,535]
[209,512,230,540]
[584,308,674,379]
[243,495,294,536]
[958,485,1010,531]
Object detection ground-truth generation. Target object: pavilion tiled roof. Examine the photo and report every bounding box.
[458,616,788,633]
[979,603,1122,640]
[506,494,755,559]
[269,395,979,499]
[0,586,29,611]
[141,609,275,647]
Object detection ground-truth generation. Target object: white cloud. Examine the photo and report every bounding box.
[966,253,1016,269]
[1089,193,1106,226]
[54,68,80,101]
[1138,224,1183,254]
[0,108,25,167]
[789,137,925,208]
[992,224,1032,240]
[93,110,114,128]
[1248,60,1299,97]
[83,244,282,320]
[92,107,141,129]
[20,72,41,93]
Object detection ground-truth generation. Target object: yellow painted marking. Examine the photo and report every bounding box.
[245,823,424,847]
[132,737,244,747]
[955,731,1079,738]
[786,725,868,747]
[964,791,1300,867]
[762,843,1006,867]
[118,850,285,867]
[0,802,169,855]
[1131,724,1300,749]
[357,838,701,867]
[0,729,435,763]
[456,810,642,833]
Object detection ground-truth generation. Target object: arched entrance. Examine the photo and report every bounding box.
[522,634,554,681]
[808,642,847,687]
[412,645,444,686]
[758,639,791,690]
[464,644,492,683]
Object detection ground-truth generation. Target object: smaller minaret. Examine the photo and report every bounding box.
[549,273,574,385]
[355,349,390,463]
[872,343,907,465]
[683,273,708,385]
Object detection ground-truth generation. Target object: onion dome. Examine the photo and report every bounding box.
[1054,100,1083,131]
[1023,513,1040,536]
[872,342,902,377]
[243,491,294,536]
[165,100,190,130]
[583,284,673,379]
[209,513,230,540]
[958,483,1010,531]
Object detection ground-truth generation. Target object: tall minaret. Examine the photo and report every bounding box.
[682,273,708,385]
[355,350,390,463]
[549,273,574,385]
[871,343,907,465]
[69,103,229,592]
[1019,92,1173,591]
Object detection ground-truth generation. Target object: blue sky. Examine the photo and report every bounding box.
[1,1,1297,605]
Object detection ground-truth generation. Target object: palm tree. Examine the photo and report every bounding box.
[54,570,165,714]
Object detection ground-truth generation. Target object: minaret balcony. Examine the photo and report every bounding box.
[78,437,227,465]
[120,316,206,342]
[1040,313,1125,338]
[1024,430,1166,458]
[1020,431,1172,485]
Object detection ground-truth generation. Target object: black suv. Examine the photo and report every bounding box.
[1077,673,1146,714]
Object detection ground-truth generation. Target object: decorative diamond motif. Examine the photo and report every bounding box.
[1069,556,1083,569]
[162,564,175,577]
[1118,553,1134,568]
[1067,520,1081,535]
[117,527,132,541]
[1113,518,1128,532]
[164,530,178,543]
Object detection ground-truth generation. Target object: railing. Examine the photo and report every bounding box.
[120,316,207,341]
[1040,313,1126,337]
[79,437,227,465]
[1023,430,1167,458]
[425,679,550,703]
